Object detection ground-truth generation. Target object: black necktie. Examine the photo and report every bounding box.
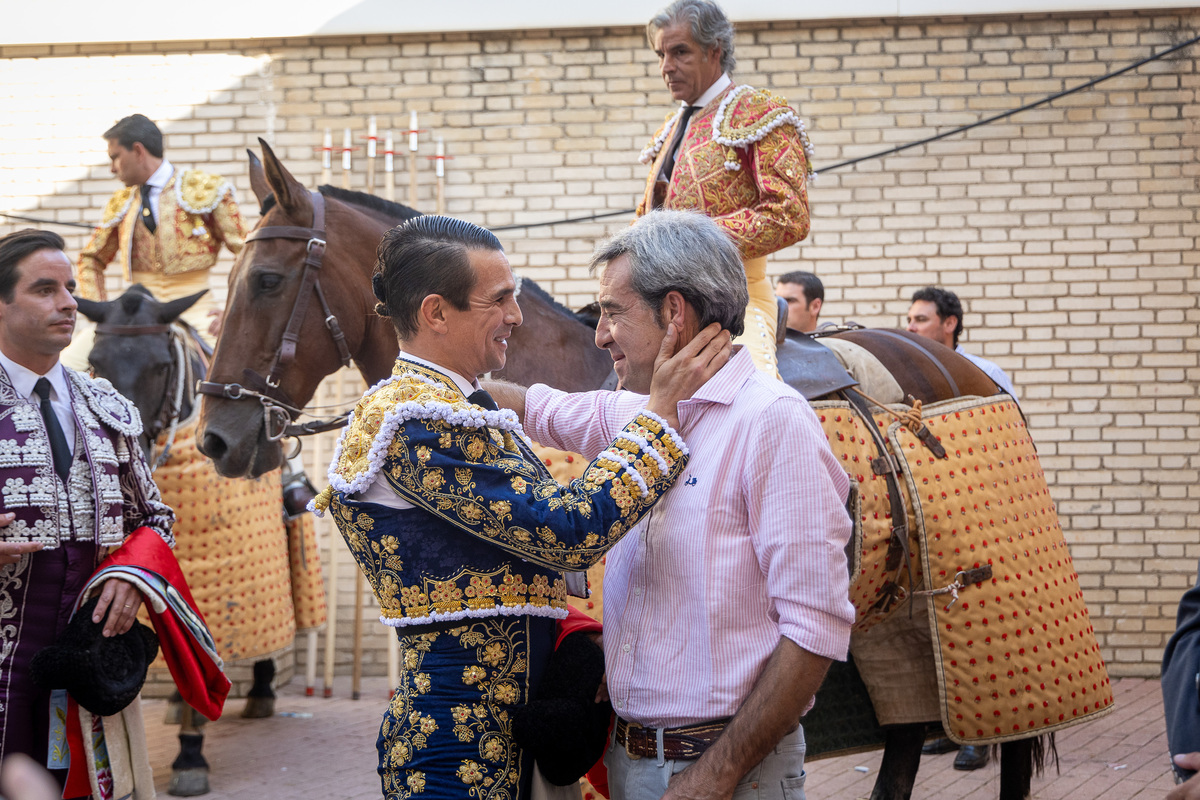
[663,105,699,180]
[140,183,157,234]
[468,388,499,411]
[33,378,71,482]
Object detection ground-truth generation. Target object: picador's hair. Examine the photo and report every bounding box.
[648,0,736,75]
[591,209,747,337]
[912,286,965,346]
[373,216,503,340]
[104,114,164,159]
[777,270,824,304]
[0,229,66,303]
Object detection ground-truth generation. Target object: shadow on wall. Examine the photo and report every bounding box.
[0,51,272,253]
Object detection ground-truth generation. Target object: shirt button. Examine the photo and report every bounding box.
[622,643,631,653]
[634,587,643,596]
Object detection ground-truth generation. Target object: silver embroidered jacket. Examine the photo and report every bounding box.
[0,365,174,549]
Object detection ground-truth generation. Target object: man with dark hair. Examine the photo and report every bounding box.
[906,285,1017,401]
[491,210,854,800]
[774,270,824,333]
[369,215,495,340]
[311,215,730,800]
[638,0,815,376]
[74,113,246,336]
[0,229,174,784]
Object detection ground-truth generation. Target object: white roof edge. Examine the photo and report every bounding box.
[2,0,1195,47]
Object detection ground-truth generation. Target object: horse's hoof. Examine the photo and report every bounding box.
[169,768,210,797]
[241,695,275,718]
[163,699,183,726]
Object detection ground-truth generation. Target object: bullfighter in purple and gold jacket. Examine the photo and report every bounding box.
[0,229,175,783]
[640,1,814,375]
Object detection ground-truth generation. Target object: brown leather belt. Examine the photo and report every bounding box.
[614,717,730,761]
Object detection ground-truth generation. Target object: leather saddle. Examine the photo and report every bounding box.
[774,298,858,400]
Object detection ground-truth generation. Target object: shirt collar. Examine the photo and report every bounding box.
[683,344,754,407]
[0,348,68,403]
[145,159,174,190]
[396,351,479,397]
[686,73,732,111]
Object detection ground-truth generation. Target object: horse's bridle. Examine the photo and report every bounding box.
[197,191,354,441]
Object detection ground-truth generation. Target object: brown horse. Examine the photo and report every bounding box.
[197,142,1047,800]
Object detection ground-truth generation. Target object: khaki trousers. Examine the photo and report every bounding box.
[731,256,779,378]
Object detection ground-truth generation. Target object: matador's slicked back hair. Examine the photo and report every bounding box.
[373,216,503,340]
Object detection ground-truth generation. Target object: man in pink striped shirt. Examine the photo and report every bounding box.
[495,210,854,800]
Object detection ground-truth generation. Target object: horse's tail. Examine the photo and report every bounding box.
[1029,732,1060,777]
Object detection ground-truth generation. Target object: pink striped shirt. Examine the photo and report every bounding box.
[525,346,855,728]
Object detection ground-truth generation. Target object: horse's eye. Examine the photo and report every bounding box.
[255,273,283,293]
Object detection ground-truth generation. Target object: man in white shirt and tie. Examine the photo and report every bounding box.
[70,113,247,360]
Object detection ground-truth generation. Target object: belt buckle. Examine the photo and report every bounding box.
[624,721,643,761]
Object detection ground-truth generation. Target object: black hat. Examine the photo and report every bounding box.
[31,596,159,717]
[513,631,612,786]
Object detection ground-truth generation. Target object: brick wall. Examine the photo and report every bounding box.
[1,9,1197,680]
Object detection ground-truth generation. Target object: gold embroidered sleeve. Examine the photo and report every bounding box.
[381,411,688,571]
[210,192,248,255]
[712,124,811,260]
[76,225,117,301]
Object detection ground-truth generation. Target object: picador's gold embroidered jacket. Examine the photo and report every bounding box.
[637,84,812,261]
[313,358,688,629]
[77,168,247,300]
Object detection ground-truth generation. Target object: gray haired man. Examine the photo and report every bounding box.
[636,0,815,376]
[491,210,854,800]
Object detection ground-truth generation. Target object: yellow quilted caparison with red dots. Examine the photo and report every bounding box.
[887,395,1114,744]
[147,418,327,671]
[813,400,922,633]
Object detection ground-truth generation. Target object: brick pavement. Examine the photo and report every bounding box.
[142,677,1177,800]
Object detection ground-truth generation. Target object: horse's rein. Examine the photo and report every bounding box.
[196,191,354,442]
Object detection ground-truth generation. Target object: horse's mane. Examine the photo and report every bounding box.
[317,184,422,223]
[518,278,594,327]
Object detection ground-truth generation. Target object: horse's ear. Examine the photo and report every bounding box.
[75,296,110,324]
[247,148,271,208]
[158,290,209,325]
[259,138,307,216]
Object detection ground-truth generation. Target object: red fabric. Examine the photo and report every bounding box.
[97,527,230,720]
[62,697,90,799]
[584,737,611,800]
[555,607,610,799]
[556,605,602,649]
